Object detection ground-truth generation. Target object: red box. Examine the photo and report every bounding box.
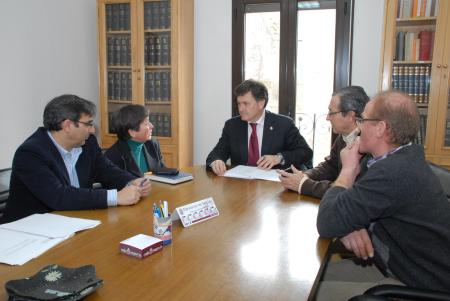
[119,234,163,259]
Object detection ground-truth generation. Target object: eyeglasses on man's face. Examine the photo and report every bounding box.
[74,120,95,127]
[355,117,382,125]
[327,110,343,116]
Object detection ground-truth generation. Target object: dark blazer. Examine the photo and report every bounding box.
[302,135,369,198]
[206,111,313,169]
[0,128,136,223]
[104,139,165,177]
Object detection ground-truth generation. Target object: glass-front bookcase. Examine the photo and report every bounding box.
[381,0,450,168]
[97,0,193,168]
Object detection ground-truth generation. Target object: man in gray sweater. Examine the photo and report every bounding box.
[316,91,450,300]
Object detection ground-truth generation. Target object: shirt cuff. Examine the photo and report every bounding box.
[298,174,309,194]
[107,189,118,207]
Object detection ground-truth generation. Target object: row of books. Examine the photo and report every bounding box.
[391,64,431,103]
[108,71,132,101]
[108,111,172,137]
[106,4,131,31]
[395,31,434,61]
[148,113,172,137]
[445,121,450,147]
[145,71,171,102]
[144,34,171,66]
[107,36,131,66]
[144,1,171,30]
[413,114,427,145]
[396,0,439,19]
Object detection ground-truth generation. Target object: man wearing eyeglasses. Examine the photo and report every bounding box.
[279,86,369,198]
[315,91,450,299]
[1,94,151,223]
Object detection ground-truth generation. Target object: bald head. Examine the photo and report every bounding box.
[371,91,420,145]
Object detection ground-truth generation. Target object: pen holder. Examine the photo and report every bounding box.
[153,215,172,245]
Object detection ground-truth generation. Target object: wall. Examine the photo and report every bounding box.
[193,0,232,165]
[0,0,98,169]
[351,0,385,96]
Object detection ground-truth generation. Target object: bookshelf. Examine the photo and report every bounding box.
[97,0,193,168]
[380,0,450,168]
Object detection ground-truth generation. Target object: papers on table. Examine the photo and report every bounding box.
[223,165,281,182]
[0,213,101,265]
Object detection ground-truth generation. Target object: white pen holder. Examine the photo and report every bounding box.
[153,215,172,245]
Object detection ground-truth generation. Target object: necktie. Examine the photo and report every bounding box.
[247,123,260,166]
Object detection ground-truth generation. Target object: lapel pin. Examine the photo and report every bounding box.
[269,126,273,130]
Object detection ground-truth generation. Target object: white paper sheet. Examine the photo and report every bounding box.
[223,165,281,182]
[0,213,101,238]
[0,213,100,265]
[0,229,67,265]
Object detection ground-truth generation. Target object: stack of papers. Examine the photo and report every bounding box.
[223,165,281,182]
[0,213,101,265]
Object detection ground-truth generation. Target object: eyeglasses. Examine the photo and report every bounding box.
[74,120,95,127]
[327,111,343,116]
[356,117,382,125]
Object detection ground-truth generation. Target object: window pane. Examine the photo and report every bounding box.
[296,8,335,166]
[244,4,280,113]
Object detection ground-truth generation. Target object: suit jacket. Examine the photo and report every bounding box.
[104,139,165,177]
[302,135,368,198]
[0,128,136,223]
[206,111,313,169]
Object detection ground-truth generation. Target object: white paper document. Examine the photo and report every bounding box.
[0,213,101,238]
[0,213,101,265]
[223,165,281,182]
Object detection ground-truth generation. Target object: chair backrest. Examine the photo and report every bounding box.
[428,162,450,200]
[0,168,11,219]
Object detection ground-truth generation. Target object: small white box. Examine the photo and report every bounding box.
[119,234,163,259]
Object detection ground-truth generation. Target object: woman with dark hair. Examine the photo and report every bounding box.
[105,105,165,176]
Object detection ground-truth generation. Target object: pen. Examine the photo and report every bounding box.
[140,178,148,187]
[283,167,292,172]
[163,200,168,217]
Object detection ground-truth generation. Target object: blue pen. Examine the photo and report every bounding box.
[140,178,148,187]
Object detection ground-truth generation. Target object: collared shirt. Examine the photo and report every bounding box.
[47,131,118,206]
[342,127,360,146]
[367,142,412,168]
[247,110,265,156]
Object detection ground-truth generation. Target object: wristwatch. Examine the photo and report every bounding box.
[277,153,285,165]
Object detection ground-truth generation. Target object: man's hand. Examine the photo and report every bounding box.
[130,178,152,197]
[340,229,374,260]
[334,138,363,188]
[257,155,280,170]
[278,165,306,192]
[211,160,227,176]
[117,185,142,206]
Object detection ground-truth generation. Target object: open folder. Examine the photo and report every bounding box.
[0,213,100,265]
[223,165,281,182]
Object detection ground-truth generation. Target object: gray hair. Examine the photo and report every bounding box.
[43,94,96,131]
[333,86,369,117]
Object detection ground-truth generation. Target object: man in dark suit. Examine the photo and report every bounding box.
[1,94,152,223]
[278,86,369,198]
[206,79,312,175]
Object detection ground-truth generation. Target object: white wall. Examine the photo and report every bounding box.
[193,0,232,165]
[0,0,98,169]
[351,0,385,96]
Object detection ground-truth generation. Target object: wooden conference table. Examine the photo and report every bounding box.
[0,166,329,301]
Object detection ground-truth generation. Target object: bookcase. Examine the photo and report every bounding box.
[97,0,193,168]
[380,0,450,168]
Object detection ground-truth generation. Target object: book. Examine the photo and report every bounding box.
[145,171,193,185]
[419,31,433,61]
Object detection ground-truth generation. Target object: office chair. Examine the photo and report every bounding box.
[348,162,450,301]
[0,168,12,220]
